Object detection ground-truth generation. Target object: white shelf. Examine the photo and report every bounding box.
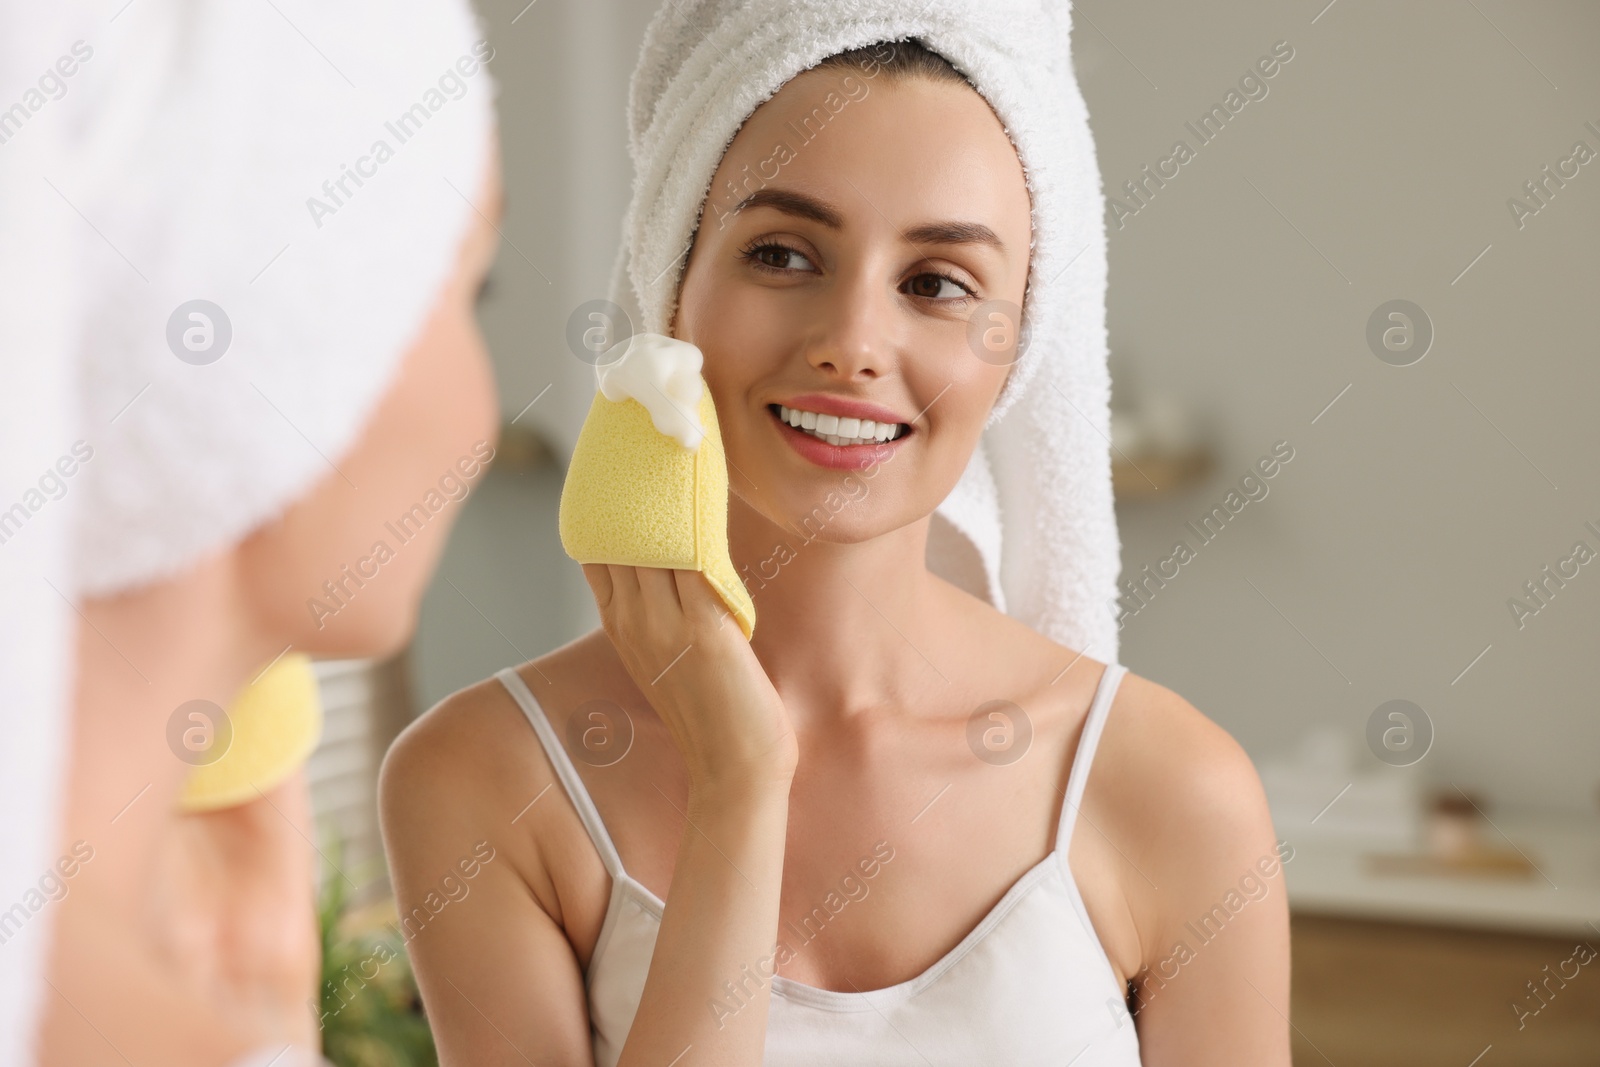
[1280,807,1600,938]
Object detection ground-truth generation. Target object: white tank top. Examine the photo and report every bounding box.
[496,662,1143,1066]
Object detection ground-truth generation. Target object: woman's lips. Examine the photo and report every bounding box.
[769,405,909,470]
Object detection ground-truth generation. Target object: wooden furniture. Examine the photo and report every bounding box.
[1284,810,1600,1066]
[1291,914,1598,1066]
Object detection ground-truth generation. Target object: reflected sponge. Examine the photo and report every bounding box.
[558,334,756,638]
[179,652,323,813]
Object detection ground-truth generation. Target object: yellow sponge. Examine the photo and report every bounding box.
[179,652,324,813]
[559,377,756,638]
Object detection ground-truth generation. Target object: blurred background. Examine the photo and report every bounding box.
[303,1,1599,1063]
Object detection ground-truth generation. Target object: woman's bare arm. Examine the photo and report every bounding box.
[378,684,596,1065]
[1095,678,1293,1065]
[616,778,791,1067]
[379,668,795,1067]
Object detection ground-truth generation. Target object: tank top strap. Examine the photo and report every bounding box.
[1055,662,1129,854]
[495,667,628,883]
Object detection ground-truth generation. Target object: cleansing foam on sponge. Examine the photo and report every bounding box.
[559,333,757,638]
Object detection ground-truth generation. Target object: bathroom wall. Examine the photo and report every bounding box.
[410,0,1599,814]
[1075,0,1599,812]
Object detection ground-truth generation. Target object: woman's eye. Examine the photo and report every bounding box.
[742,243,974,303]
[744,243,816,273]
[907,272,975,301]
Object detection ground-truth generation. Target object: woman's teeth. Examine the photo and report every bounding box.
[775,404,907,446]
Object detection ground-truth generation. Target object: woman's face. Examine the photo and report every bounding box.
[236,161,503,659]
[673,64,1032,543]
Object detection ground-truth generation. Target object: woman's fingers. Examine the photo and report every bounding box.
[581,563,613,609]
[673,568,730,629]
[586,564,696,645]
[584,563,685,618]
[634,565,683,616]
[601,564,640,633]
[579,561,794,791]
[607,563,640,602]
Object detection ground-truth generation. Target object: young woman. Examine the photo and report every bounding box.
[381,37,1290,1067]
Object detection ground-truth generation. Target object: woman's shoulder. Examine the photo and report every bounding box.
[378,657,539,844]
[381,673,517,797]
[377,629,619,922]
[379,632,622,827]
[961,588,1254,801]
[1087,662,1283,944]
[961,592,1267,827]
[1098,666,1262,808]
[945,584,1262,800]
[380,628,616,797]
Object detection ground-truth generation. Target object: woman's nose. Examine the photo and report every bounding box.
[802,275,895,381]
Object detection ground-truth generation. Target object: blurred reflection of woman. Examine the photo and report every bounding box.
[2,4,502,1064]
[382,4,1290,1065]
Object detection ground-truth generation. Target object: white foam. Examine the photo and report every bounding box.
[595,332,705,451]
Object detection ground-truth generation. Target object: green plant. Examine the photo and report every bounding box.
[315,828,437,1067]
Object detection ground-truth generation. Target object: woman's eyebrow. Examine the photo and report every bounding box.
[902,219,1006,253]
[733,187,1006,253]
[734,187,843,227]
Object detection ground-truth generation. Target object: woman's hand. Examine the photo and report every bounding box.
[582,564,797,794]
[41,769,323,1065]
[151,769,323,1049]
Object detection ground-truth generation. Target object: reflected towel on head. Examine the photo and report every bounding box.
[69,1,497,598]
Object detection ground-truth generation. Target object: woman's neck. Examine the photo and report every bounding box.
[729,499,948,726]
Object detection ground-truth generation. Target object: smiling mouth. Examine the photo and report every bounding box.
[768,404,912,446]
